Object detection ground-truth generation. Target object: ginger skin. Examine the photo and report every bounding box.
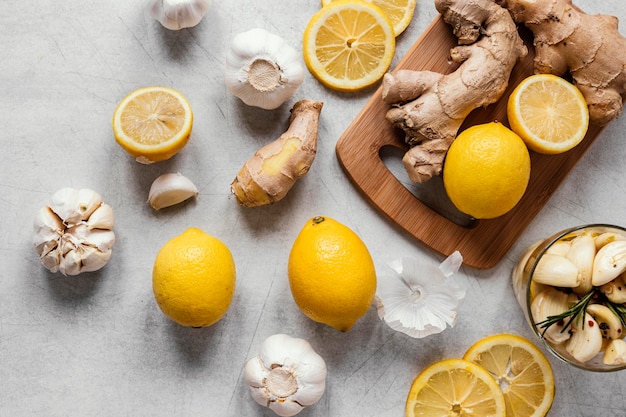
[499,0,626,126]
[231,100,323,207]
[383,0,527,183]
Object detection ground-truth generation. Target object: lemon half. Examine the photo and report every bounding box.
[113,86,193,164]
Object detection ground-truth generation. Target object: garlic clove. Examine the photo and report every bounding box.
[603,339,626,365]
[587,303,623,339]
[565,313,603,363]
[33,206,64,255]
[592,240,626,286]
[566,234,596,295]
[532,253,580,287]
[50,188,103,225]
[59,248,83,276]
[545,240,571,256]
[530,287,572,345]
[86,204,115,230]
[148,172,199,210]
[594,232,626,250]
[600,273,626,303]
[80,246,113,273]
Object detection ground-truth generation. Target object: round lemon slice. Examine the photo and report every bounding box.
[463,333,555,417]
[507,74,589,154]
[321,0,417,36]
[406,358,506,417]
[304,0,396,92]
[113,86,193,164]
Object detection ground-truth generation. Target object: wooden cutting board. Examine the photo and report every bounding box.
[335,15,605,269]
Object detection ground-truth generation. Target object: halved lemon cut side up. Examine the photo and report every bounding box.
[304,0,396,92]
[405,358,506,417]
[507,74,589,154]
[113,86,193,164]
[463,333,555,417]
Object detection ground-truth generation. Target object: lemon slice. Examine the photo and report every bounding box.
[321,0,417,36]
[406,358,506,417]
[113,86,193,164]
[304,0,396,92]
[507,74,589,154]
[463,334,555,417]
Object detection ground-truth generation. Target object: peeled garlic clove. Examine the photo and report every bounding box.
[592,240,626,286]
[587,303,624,339]
[533,253,580,287]
[531,287,572,345]
[546,240,571,256]
[566,235,596,295]
[565,313,603,363]
[594,232,626,250]
[600,273,626,304]
[148,173,199,210]
[603,339,626,365]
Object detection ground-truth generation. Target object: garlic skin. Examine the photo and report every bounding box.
[33,188,115,276]
[375,252,466,338]
[226,28,305,110]
[148,0,211,30]
[244,334,327,417]
[148,172,198,210]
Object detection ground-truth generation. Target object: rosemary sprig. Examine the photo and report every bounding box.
[605,299,626,329]
[536,289,596,336]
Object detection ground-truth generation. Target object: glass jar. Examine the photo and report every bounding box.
[512,224,626,372]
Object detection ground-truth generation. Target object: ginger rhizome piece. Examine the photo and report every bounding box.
[382,0,527,183]
[231,100,323,207]
[499,0,626,126]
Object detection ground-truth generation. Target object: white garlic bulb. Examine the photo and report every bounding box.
[244,334,327,417]
[33,188,116,276]
[148,0,211,30]
[225,28,305,110]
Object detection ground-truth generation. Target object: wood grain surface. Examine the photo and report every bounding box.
[335,15,605,269]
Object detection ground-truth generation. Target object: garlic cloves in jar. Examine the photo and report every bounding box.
[33,188,116,276]
[244,334,327,417]
[148,172,198,210]
[592,240,626,286]
[148,0,211,30]
[225,28,305,110]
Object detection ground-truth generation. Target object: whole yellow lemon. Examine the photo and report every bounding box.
[152,228,236,327]
[288,216,377,331]
[443,122,531,219]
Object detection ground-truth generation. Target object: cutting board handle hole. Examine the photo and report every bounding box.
[379,145,478,229]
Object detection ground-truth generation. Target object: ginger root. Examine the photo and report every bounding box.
[499,0,626,126]
[382,0,527,183]
[231,100,323,207]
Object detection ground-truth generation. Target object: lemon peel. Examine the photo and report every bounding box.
[375,252,465,338]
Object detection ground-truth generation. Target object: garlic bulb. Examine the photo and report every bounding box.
[33,188,115,276]
[244,334,327,417]
[148,172,198,210]
[225,28,305,110]
[148,0,211,30]
[375,252,466,338]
